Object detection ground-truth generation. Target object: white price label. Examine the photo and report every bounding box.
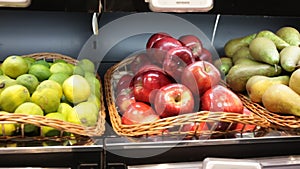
[203,158,262,169]
[148,0,213,12]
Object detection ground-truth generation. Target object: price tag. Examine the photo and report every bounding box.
[203,158,262,169]
[146,0,213,12]
[0,0,30,7]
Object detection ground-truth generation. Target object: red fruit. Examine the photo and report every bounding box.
[179,35,203,58]
[200,85,244,113]
[116,74,134,95]
[197,48,213,63]
[146,32,172,49]
[150,37,183,64]
[162,53,188,82]
[166,46,195,65]
[235,108,257,132]
[154,83,194,118]
[116,87,136,114]
[121,102,160,125]
[129,53,152,73]
[181,61,221,96]
[132,69,174,103]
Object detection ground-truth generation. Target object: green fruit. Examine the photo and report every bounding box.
[225,58,282,92]
[41,112,66,137]
[224,33,257,57]
[249,37,280,66]
[276,26,300,46]
[16,74,39,94]
[29,64,52,82]
[14,102,44,133]
[0,111,16,136]
[279,46,300,72]
[73,102,98,127]
[2,55,29,78]
[0,85,30,112]
[256,30,290,50]
[77,59,96,73]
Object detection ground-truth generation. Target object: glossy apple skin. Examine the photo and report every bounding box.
[116,74,134,95]
[162,53,188,83]
[121,102,160,125]
[181,61,221,96]
[132,69,174,103]
[116,87,136,114]
[154,83,194,118]
[166,46,195,65]
[150,37,183,65]
[200,85,244,113]
[146,32,172,49]
[197,48,213,63]
[179,35,203,59]
[129,53,152,73]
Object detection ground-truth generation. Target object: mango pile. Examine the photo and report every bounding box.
[215,26,300,117]
[0,55,101,137]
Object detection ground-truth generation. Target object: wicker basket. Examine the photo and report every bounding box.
[239,94,300,132]
[0,52,106,140]
[104,55,270,138]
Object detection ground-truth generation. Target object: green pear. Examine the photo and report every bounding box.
[262,84,300,116]
[279,46,300,72]
[249,37,280,66]
[213,57,233,76]
[246,75,290,103]
[256,30,290,50]
[224,33,257,57]
[276,26,300,46]
[225,58,282,92]
[231,46,254,64]
[289,68,300,95]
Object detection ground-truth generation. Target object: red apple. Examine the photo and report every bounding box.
[146,32,172,49]
[132,69,174,103]
[235,108,257,132]
[150,37,183,64]
[116,74,134,95]
[197,48,213,63]
[179,35,203,59]
[116,87,136,114]
[181,61,221,96]
[162,53,188,83]
[200,85,244,113]
[121,102,160,125]
[166,46,195,65]
[154,83,195,118]
[129,53,152,73]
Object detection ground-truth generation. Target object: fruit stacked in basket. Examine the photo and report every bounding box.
[105,32,270,139]
[219,26,300,130]
[0,53,105,139]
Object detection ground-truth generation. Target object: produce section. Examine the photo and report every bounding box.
[2,2,300,168]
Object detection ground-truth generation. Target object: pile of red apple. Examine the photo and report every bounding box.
[114,32,256,135]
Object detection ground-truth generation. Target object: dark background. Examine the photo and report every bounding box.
[2,0,300,17]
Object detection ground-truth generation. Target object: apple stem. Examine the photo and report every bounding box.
[202,60,207,71]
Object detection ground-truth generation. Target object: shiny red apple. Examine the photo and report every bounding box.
[154,83,195,118]
[150,37,183,65]
[179,35,203,59]
[197,48,213,63]
[116,87,136,114]
[181,61,221,96]
[146,32,172,49]
[162,53,187,83]
[166,46,195,65]
[116,73,134,95]
[121,102,160,125]
[132,68,174,103]
[200,85,244,113]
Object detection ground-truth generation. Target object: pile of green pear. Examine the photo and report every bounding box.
[218,26,300,117]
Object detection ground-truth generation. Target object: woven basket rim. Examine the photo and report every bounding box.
[0,52,106,138]
[104,55,271,137]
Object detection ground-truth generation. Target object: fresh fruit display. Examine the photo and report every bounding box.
[0,55,102,137]
[221,26,300,119]
[107,32,266,138]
